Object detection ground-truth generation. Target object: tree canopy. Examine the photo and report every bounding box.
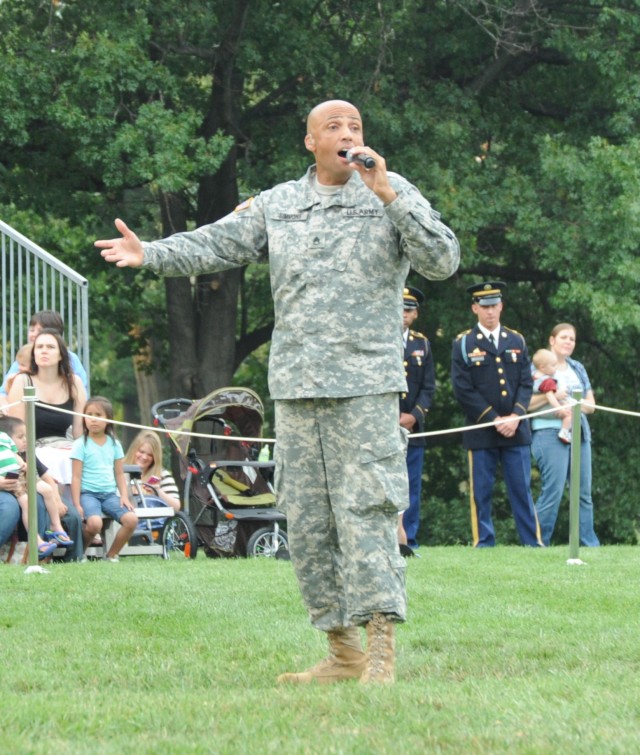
[2,0,639,543]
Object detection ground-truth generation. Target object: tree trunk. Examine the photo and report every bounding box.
[190,30,249,393]
[158,1,252,399]
[157,192,204,399]
[195,143,242,387]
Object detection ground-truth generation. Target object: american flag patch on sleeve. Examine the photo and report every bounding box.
[234,198,254,213]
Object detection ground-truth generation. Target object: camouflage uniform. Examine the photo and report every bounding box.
[143,166,459,628]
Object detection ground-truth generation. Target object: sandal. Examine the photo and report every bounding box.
[38,541,57,560]
[45,530,75,548]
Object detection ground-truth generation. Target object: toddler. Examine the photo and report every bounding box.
[0,344,32,411]
[532,348,572,444]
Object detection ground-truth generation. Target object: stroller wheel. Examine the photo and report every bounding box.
[161,511,198,560]
[246,526,289,558]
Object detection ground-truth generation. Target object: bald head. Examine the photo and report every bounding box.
[306,100,361,134]
[304,100,365,185]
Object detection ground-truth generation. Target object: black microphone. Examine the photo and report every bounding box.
[345,149,376,169]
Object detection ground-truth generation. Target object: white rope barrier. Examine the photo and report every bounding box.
[411,400,640,438]
[26,402,274,445]
[579,401,640,419]
[408,400,580,439]
[6,394,638,446]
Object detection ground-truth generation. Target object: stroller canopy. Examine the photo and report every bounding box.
[163,386,265,456]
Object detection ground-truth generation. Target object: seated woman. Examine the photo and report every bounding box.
[123,431,181,512]
[1,310,88,404]
[7,328,87,561]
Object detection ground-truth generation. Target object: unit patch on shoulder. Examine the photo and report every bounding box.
[234,198,254,213]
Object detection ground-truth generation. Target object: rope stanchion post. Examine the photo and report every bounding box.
[567,389,583,562]
[24,385,39,567]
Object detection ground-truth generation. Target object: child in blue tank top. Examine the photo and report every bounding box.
[71,396,138,562]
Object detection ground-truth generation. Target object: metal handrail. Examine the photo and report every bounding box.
[0,219,90,388]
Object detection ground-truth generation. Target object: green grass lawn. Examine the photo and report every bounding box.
[1,546,639,754]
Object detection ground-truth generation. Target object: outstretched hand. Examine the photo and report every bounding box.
[95,218,144,268]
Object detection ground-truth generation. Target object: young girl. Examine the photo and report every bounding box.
[70,396,138,562]
[123,430,181,512]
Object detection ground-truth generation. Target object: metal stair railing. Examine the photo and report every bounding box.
[1,219,90,389]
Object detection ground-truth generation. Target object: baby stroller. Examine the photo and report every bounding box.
[152,387,288,559]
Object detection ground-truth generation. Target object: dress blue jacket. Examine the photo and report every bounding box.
[400,329,435,448]
[451,324,532,450]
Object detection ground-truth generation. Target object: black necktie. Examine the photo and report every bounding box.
[489,333,496,347]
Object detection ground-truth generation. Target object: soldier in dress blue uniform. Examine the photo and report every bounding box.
[451,281,543,547]
[399,286,435,551]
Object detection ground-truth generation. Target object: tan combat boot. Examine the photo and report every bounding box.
[277,627,367,684]
[360,613,396,684]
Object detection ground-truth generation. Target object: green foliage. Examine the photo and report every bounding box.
[102,102,234,193]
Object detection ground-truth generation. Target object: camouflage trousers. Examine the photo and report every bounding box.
[274,393,408,631]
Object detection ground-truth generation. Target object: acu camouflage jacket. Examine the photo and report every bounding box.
[143,166,459,400]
